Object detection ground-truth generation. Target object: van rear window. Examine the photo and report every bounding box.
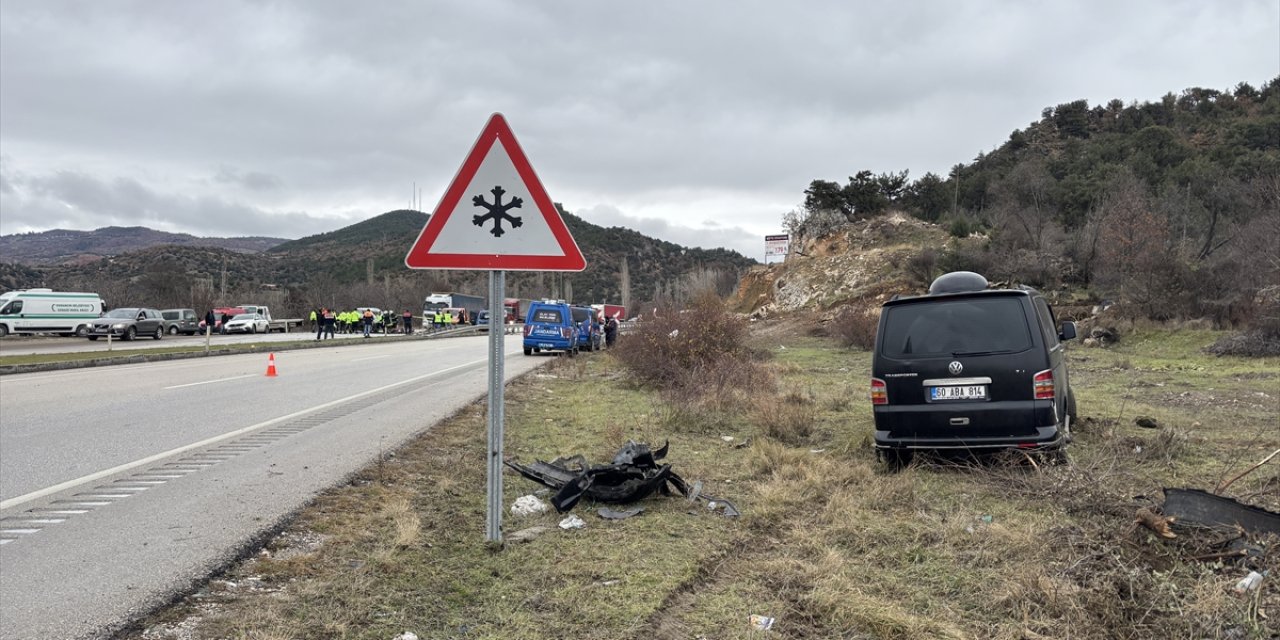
[881,297,1032,357]
[532,309,563,323]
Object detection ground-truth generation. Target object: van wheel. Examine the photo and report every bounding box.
[75,325,88,337]
[0,325,7,338]
[882,450,913,472]
[523,347,532,356]
[168,325,179,335]
[1066,387,1078,422]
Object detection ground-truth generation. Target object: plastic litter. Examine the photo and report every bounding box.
[598,507,644,520]
[749,614,775,631]
[1233,570,1263,594]
[558,514,586,529]
[511,495,549,517]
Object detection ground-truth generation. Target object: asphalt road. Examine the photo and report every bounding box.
[0,333,548,639]
[0,325,403,357]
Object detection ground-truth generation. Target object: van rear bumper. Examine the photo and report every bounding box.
[873,426,1065,451]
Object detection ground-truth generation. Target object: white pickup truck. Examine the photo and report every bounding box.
[235,304,305,333]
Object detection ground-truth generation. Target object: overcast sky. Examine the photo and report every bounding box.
[1,1,1276,261]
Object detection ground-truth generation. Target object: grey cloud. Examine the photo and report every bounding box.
[0,0,1275,246]
[0,165,340,238]
[214,166,283,191]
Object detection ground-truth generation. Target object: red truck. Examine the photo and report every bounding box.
[591,303,626,321]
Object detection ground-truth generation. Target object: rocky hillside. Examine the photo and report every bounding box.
[730,213,950,316]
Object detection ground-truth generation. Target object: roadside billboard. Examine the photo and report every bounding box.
[765,234,789,264]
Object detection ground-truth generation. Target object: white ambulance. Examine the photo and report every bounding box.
[0,289,106,337]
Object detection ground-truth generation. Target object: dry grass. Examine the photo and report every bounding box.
[124,324,1279,640]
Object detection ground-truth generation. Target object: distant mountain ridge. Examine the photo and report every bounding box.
[1,209,757,310]
[0,226,288,265]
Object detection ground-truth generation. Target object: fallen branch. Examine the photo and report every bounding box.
[1215,448,1280,494]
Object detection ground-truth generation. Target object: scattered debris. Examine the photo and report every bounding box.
[1163,488,1280,536]
[393,632,420,640]
[511,495,550,517]
[749,614,776,631]
[720,435,735,442]
[598,507,644,520]
[505,440,739,515]
[1134,416,1162,429]
[506,526,550,544]
[1135,507,1177,539]
[558,514,586,530]
[1232,570,1264,595]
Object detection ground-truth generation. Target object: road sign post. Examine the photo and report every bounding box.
[405,113,585,544]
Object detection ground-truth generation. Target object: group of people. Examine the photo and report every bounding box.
[310,308,416,340]
[427,308,467,331]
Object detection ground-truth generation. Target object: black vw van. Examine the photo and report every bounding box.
[871,272,1078,467]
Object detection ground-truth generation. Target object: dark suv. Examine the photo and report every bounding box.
[871,272,1077,467]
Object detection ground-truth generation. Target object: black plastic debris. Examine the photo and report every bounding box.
[598,507,644,520]
[1163,488,1280,536]
[505,440,739,515]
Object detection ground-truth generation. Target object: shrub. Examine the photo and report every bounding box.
[830,304,879,350]
[612,291,756,390]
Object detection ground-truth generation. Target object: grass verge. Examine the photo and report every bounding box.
[124,323,1279,639]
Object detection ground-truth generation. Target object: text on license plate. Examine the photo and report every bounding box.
[930,385,987,401]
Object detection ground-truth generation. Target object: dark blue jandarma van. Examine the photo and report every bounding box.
[522,300,579,356]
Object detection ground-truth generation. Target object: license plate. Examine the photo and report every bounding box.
[930,385,986,401]
[538,343,555,349]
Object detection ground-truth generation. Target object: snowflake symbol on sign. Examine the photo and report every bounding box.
[471,185,524,237]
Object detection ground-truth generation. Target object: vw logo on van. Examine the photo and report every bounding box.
[948,361,963,375]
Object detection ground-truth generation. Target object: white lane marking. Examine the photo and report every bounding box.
[351,354,392,362]
[1,528,40,535]
[164,374,257,389]
[3,518,65,524]
[0,539,14,544]
[1,354,504,511]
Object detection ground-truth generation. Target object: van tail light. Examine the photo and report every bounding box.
[523,325,532,337]
[1033,369,1055,399]
[870,378,888,405]
[561,328,572,339]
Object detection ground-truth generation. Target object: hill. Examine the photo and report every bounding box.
[3,207,758,316]
[783,77,1280,328]
[0,226,286,265]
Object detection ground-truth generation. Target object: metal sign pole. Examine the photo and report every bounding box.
[486,270,506,543]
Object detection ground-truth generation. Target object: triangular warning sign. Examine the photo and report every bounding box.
[405,113,586,272]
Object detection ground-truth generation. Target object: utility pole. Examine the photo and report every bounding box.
[620,256,630,311]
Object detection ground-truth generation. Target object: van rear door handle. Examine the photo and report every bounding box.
[950,418,970,426]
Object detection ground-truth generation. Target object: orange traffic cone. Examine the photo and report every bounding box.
[265,353,278,377]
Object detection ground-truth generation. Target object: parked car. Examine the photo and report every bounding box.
[870,271,1078,468]
[522,300,578,356]
[223,313,270,334]
[475,310,491,331]
[571,306,602,351]
[86,307,166,341]
[161,308,200,335]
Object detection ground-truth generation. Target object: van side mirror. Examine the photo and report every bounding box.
[1059,321,1077,341]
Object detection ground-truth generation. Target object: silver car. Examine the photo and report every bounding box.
[87,308,165,341]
